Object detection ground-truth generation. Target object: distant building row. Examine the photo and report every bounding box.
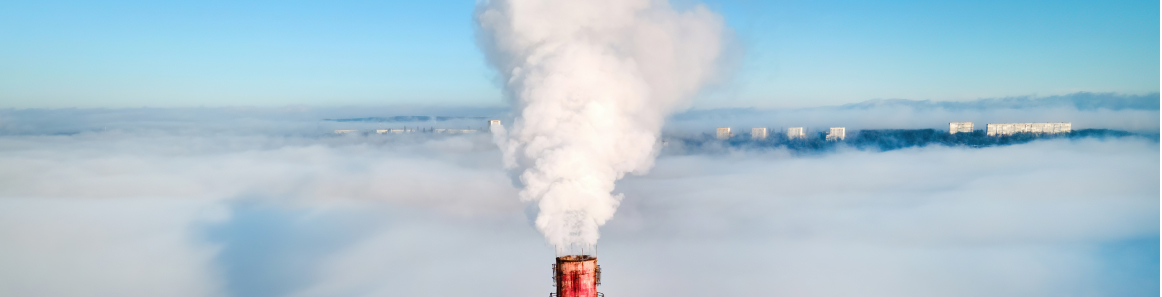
[335,120,504,134]
[335,128,481,134]
[949,122,1072,136]
[713,122,1071,140]
[716,127,845,141]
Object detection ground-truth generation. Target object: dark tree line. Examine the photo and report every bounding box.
[668,129,1155,155]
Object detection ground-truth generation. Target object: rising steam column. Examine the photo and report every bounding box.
[553,255,601,297]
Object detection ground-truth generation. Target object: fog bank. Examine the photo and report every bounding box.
[0,115,1156,296]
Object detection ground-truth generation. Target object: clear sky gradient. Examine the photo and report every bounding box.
[1,0,1157,108]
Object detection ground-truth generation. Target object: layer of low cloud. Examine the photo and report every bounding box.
[0,106,509,136]
[604,139,1158,297]
[2,92,1155,137]
[0,106,1156,297]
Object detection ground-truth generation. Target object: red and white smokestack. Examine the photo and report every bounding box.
[553,255,601,297]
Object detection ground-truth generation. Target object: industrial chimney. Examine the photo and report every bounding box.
[553,255,601,297]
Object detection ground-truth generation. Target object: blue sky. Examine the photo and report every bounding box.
[0,0,1157,108]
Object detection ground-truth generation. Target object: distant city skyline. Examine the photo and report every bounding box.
[1,0,1157,108]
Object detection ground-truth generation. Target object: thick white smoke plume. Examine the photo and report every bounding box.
[475,0,726,254]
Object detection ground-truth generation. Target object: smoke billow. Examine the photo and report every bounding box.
[475,0,727,254]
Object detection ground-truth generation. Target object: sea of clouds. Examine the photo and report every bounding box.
[0,97,1157,297]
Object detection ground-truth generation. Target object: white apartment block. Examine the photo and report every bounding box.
[826,127,846,141]
[716,127,732,139]
[786,127,805,139]
[488,120,502,133]
[752,128,768,140]
[986,123,1072,136]
[949,122,973,134]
